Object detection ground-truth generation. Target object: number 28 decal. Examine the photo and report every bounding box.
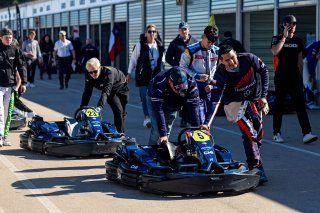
[85,109,99,117]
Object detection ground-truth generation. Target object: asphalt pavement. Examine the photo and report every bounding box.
[0,72,319,213]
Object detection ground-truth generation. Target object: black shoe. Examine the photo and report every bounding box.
[40,76,43,80]
[60,86,64,90]
[65,83,68,88]
[48,76,51,80]
[251,167,268,185]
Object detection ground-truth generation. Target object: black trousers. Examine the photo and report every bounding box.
[57,56,72,87]
[106,87,129,133]
[27,60,37,83]
[273,74,311,135]
[40,54,51,78]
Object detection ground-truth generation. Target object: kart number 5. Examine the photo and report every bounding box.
[192,130,210,142]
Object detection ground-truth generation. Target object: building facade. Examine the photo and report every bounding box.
[0,0,319,94]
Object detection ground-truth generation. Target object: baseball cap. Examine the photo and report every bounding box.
[283,15,297,24]
[179,21,189,29]
[0,27,13,36]
[169,67,188,91]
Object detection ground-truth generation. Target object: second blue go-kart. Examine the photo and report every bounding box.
[20,106,135,157]
[105,127,260,195]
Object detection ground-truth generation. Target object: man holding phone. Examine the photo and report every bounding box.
[271,15,318,144]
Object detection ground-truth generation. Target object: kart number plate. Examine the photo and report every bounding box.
[85,109,99,117]
[192,130,210,142]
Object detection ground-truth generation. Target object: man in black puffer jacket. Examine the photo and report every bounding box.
[81,58,128,133]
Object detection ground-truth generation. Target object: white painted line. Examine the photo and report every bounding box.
[0,154,62,213]
[81,178,106,183]
[212,126,320,158]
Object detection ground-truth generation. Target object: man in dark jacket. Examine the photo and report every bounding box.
[80,38,99,73]
[80,58,129,133]
[0,27,27,146]
[146,67,200,145]
[166,21,198,127]
[212,45,269,184]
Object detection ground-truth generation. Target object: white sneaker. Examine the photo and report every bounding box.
[303,133,318,144]
[0,137,3,147]
[3,137,11,146]
[273,133,284,143]
[143,117,151,128]
[26,82,30,87]
[30,83,35,88]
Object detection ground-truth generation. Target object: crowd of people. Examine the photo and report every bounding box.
[0,14,319,184]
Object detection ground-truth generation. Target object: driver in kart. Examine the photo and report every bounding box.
[211,45,269,184]
[80,58,129,134]
[147,66,202,145]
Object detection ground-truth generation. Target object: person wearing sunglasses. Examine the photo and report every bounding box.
[127,24,165,129]
[271,15,318,144]
[180,25,219,125]
[80,58,129,134]
[146,67,201,145]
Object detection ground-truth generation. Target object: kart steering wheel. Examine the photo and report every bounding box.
[177,127,201,144]
[74,106,94,121]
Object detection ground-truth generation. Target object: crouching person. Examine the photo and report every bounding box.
[80,58,129,134]
[146,67,201,145]
[212,45,269,184]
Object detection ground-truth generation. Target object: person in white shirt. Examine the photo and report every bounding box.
[53,31,76,90]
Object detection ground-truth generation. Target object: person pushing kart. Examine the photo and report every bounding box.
[80,58,129,134]
[211,45,269,184]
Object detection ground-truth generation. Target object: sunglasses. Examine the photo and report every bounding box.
[88,70,98,75]
[148,30,157,34]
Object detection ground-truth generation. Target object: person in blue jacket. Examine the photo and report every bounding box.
[211,45,269,184]
[146,67,200,145]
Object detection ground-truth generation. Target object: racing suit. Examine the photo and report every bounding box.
[147,70,200,145]
[180,42,219,124]
[80,66,129,133]
[0,42,27,140]
[212,53,269,169]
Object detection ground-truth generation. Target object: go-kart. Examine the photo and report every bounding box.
[105,127,260,195]
[20,106,135,157]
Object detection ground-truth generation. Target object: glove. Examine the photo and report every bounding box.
[95,107,102,113]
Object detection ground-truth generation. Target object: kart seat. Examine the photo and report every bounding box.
[64,118,82,137]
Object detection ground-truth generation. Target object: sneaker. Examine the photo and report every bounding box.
[303,132,318,144]
[3,137,11,146]
[273,133,284,143]
[30,83,35,88]
[26,82,30,87]
[251,167,268,184]
[143,117,151,128]
[0,137,3,147]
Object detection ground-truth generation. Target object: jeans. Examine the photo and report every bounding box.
[146,95,177,145]
[139,86,149,117]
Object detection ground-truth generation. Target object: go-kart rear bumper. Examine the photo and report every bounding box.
[139,172,260,195]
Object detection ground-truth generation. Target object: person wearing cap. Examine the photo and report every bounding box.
[0,27,27,147]
[80,58,129,133]
[53,30,76,90]
[146,67,200,145]
[165,21,198,128]
[180,25,219,125]
[127,24,165,128]
[22,30,43,88]
[212,44,269,184]
[271,15,318,144]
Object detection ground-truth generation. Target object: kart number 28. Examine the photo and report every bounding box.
[192,130,210,142]
[85,109,99,117]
